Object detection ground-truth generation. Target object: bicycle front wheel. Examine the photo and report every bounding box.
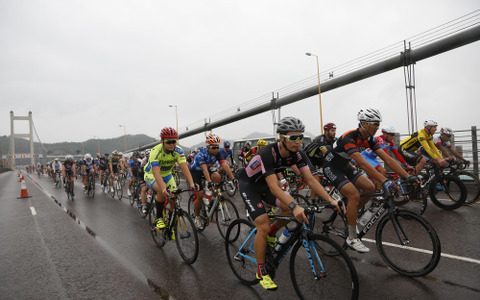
[149,205,166,248]
[116,180,123,200]
[225,219,258,285]
[174,210,199,264]
[290,233,359,300]
[376,209,441,277]
[429,174,466,210]
[457,171,480,205]
[215,197,240,239]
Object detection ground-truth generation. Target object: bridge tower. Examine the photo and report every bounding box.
[9,111,35,170]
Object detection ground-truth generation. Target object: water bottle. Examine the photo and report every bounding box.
[203,190,213,206]
[359,208,374,226]
[275,229,291,251]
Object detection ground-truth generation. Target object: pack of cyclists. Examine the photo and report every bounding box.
[25,111,472,295]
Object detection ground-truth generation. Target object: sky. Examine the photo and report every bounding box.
[1,0,479,148]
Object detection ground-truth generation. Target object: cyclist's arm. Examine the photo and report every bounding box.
[200,164,212,183]
[448,146,465,161]
[109,161,113,173]
[301,167,339,210]
[350,152,387,183]
[427,138,443,160]
[436,144,451,159]
[220,161,235,180]
[419,132,441,160]
[375,148,410,178]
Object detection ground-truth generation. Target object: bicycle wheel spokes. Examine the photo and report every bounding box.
[174,210,199,264]
[225,219,258,285]
[215,197,239,240]
[376,210,441,277]
[149,206,166,248]
[290,234,359,300]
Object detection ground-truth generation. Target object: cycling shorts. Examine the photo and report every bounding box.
[323,158,362,192]
[98,165,108,171]
[398,147,431,165]
[144,172,177,191]
[238,168,282,221]
[128,169,138,178]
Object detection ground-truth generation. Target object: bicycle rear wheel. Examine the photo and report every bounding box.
[225,219,258,285]
[174,210,199,264]
[290,233,359,300]
[116,180,123,200]
[429,174,466,210]
[457,171,480,205]
[376,209,441,277]
[215,196,239,239]
[88,180,95,198]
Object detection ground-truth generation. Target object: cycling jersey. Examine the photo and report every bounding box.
[304,134,336,168]
[82,159,96,170]
[144,143,186,182]
[128,158,141,177]
[219,148,234,165]
[98,157,109,170]
[110,157,122,173]
[244,146,259,163]
[362,135,407,167]
[400,129,442,160]
[52,162,62,172]
[433,135,451,148]
[189,147,226,172]
[323,129,380,190]
[63,160,75,175]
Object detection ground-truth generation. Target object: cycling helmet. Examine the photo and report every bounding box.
[224,141,231,147]
[66,155,73,160]
[119,152,123,156]
[276,117,305,134]
[145,149,151,156]
[206,133,221,146]
[160,127,178,139]
[357,108,382,122]
[245,141,252,147]
[104,153,109,157]
[85,153,92,160]
[257,139,267,146]
[423,120,438,127]
[132,151,140,158]
[441,127,453,136]
[54,158,59,161]
[112,150,119,155]
[382,125,396,134]
[324,122,336,131]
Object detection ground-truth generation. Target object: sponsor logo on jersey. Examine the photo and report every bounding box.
[250,160,261,171]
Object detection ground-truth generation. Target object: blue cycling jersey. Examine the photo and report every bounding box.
[189,147,226,172]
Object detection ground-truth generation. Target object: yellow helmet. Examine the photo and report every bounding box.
[257,139,267,147]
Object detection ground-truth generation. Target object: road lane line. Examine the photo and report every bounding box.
[363,237,480,265]
[30,207,37,215]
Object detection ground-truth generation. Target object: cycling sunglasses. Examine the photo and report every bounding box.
[209,146,220,150]
[368,122,380,127]
[164,140,177,145]
[283,134,304,142]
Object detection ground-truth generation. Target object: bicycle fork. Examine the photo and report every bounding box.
[387,209,410,246]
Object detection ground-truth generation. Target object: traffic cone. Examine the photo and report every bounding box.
[18,177,32,199]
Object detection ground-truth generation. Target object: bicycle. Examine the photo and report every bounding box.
[172,166,181,186]
[110,174,123,200]
[444,160,480,206]
[149,189,199,264]
[225,205,359,299]
[220,173,237,197]
[54,171,63,189]
[187,181,240,239]
[64,175,75,201]
[321,183,441,277]
[86,172,95,198]
[128,178,140,206]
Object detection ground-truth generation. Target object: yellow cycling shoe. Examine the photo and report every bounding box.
[155,218,166,229]
[266,235,277,248]
[256,273,278,291]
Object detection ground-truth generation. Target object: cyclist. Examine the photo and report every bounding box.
[81,153,97,191]
[219,141,235,166]
[238,117,341,291]
[127,151,141,197]
[238,141,252,167]
[98,153,110,189]
[62,155,76,195]
[144,127,197,231]
[189,133,236,230]
[52,158,63,186]
[361,125,414,189]
[137,151,149,214]
[399,120,447,175]
[323,108,414,253]
[434,127,470,164]
[109,150,124,194]
[304,122,337,202]
[244,139,267,164]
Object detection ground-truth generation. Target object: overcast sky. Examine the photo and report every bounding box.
[1,0,479,148]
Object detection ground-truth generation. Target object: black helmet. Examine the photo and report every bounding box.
[276,117,305,134]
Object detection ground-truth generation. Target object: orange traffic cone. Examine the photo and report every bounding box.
[18,178,32,198]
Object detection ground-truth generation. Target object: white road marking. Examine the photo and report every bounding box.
[30,207,37,215]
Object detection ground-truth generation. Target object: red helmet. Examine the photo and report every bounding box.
[160,127,178,139]
[324,122,336,131]
[206,133,221,146]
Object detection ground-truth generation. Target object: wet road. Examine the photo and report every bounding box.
[1,170,479,299]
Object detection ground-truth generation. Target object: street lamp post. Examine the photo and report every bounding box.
[119,125,127,152]
[169,105,178,133]
[94,136,100,154]
[306,52,324,134]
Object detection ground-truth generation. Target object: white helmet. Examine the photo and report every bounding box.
[423,120,438,127]
[85,153,92,160]
[54,158,59,161]
[441,127,453,136]
[357,108,382,122]
[382,125,396,134]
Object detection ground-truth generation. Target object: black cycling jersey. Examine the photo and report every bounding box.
[304,134,336,168]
